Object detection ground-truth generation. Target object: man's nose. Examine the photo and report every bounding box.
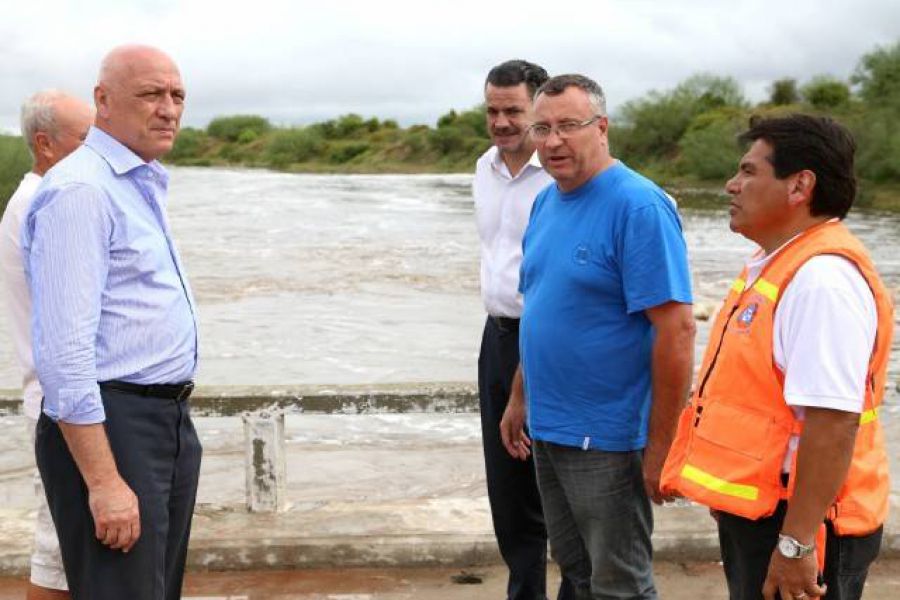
[544,128,564,147]
[724,175,739,195]
[156,94,177,119]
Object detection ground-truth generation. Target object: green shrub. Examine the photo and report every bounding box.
[852,41,900,107]
[168,127,211,162]
[850,108,900,182]
[237,129,259,144]
[334,114,367,138]
[265,127,325,167]
[618,74,747,166]
[436,106,488,138]
[207,115,272,142]
[327,141,370,164]
[429,127,466,154]
[769,78,800,105]
[0,136,31,214]
[677,108,746,180]
[801,76,851,110]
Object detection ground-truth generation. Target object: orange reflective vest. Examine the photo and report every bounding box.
[661,220,892,535]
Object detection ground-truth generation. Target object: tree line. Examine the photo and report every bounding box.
[3,40,899,211]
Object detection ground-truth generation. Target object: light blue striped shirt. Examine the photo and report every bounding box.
[22,126,198,424]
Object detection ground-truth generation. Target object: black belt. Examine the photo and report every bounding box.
[490,316,520,331]
[100,380,195,401]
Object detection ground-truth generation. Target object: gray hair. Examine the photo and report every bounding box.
[535,74,607,116]
[20,89,67,158]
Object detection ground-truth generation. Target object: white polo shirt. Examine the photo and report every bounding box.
[0,172,43,419]
[473,146,552,318]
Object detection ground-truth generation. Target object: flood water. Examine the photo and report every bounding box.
[1,167,898,393]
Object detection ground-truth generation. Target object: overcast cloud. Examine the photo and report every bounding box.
[1,0,899,132]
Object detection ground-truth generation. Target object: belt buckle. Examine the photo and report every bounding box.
[176,381,194,402]
[492,316,515,332]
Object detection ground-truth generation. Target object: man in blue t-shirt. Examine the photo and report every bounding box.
[500,74,695,599]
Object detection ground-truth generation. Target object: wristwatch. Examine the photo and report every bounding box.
[777,533,815,559]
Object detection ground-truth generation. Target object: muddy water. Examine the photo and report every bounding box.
[0,168,897,396]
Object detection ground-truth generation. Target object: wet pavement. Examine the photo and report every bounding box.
[1,561,899,599]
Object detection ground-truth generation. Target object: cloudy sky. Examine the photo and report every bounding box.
[1,0,898,133]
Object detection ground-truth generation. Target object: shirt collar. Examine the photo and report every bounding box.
[489,146,542,180]
[84,126,168,182]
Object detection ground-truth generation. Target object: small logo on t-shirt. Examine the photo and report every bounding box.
[737,302,759,328]
[573,244,591,265]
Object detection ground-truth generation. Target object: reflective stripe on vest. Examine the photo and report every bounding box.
[730,277,778,302]
[860,407,879,425]
[681,464,759,501]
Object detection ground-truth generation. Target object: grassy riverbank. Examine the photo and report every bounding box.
[3,130,900,215]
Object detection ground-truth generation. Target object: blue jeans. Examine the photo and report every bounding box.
[533,441,657,600]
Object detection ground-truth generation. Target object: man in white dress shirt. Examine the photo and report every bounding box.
[474,59,575,600]
[0,90,93,600]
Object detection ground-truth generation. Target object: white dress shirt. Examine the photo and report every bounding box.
[474,146,552,318]
[0,172,43,419]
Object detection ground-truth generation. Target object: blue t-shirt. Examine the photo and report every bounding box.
[519,161,692,451]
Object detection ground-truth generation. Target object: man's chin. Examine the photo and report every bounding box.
[494,138,523,153]
[143,141,175,162]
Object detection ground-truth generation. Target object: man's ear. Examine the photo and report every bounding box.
[33,131,53,161]
[787,169,816,208]
[94,85,110,120]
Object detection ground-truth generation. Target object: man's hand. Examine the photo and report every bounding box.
[58,422,142,553]
[762,551,826,600]
[500,365,531,460]
[642,439,677,504]
[500,397,531,460]
[88,476,141,552]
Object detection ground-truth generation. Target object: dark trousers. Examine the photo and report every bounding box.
[479,316,577,600]
[35,387,202,600]
[718,501,882,600]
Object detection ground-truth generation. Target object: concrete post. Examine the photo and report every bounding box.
[242,409,287,512]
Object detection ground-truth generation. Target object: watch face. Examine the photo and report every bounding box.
[778,537,798,558]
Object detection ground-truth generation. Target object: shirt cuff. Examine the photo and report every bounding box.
[42,384,106,424]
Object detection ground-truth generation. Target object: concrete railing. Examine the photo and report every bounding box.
[0,382,479,418]
[0,383,480,512]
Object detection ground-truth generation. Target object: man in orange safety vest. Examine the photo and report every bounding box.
[661,114,892,600]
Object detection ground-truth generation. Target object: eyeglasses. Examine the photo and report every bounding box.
[529,115,602,140]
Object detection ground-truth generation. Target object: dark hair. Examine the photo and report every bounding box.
[534,74,606,115]
[739,114,857,219]
[485,60,549,97]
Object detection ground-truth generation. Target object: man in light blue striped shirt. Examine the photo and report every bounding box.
[22,45,201,600]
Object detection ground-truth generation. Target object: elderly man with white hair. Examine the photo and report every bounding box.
[22,46,201,600]
[0,89,93,600]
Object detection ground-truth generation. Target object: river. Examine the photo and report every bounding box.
[1,167,898,394]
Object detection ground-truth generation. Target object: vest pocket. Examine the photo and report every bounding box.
[694,402,774,460]
[679,399,793,518]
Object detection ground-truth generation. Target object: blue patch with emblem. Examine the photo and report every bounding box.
[737,302,758,328]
